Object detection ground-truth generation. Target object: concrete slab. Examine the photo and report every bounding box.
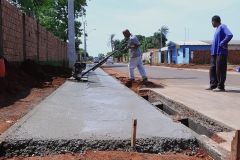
[0,68,197,157]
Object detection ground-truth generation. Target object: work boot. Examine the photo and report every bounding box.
[142,77,148,83]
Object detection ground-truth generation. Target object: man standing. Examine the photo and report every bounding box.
[122,29,148,82]
[206,15,233,92]
[149,52,153,66]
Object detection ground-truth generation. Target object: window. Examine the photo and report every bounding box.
[183,48,186,58]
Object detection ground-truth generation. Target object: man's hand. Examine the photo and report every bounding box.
[222,46,228,50]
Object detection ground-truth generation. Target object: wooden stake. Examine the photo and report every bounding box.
[231,130,240,160]
[131,118,137,148]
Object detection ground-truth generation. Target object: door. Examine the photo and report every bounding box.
[185,48,190,64]
[161,53,164,63]
[170,50,172,63]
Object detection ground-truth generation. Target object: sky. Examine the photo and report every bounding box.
[79,0,240,57]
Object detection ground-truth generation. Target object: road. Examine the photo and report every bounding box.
[102,63,240,89]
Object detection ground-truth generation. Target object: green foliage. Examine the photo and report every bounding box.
[87,56,93,61]
[109,26,169,58]
[98,53,105,60]
[106,52,112,56]
[143,60,150,64]
[79,48,88,57]
[107,34,115,52]
[9,0,88,42]
[9,0,48,17]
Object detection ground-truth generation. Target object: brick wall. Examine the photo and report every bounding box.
[0,0,68,62]
[190,50,240,64]
[190,50,211,64]
[228,50,240,64]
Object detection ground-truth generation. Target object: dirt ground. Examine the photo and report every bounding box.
[101,68,164,96]
[144,63,238,72]
[0,59,72,135]
[1,150,212,160]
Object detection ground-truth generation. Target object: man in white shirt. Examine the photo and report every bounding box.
[122,29,148,82]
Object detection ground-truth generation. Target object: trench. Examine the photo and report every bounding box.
[141,91,233,139]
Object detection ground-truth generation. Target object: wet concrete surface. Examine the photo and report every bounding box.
[0,68,197,157]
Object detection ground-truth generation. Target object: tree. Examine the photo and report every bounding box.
[75,38,82,53]
[40,0,87,42]
[106,52,112,56]
[9,0,88,42]
[98,53,105,60]
[158,26,169,48]
[8,0,48,17]
[79,48,88,57]
[87,56,93,61]
[107,34,115,53]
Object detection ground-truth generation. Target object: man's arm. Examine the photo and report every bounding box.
[127,36,141,49]
[220,25,233,49]
[127,44,141,49]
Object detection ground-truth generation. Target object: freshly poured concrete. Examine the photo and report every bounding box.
[3,69,194,140]
[0,68,197,157]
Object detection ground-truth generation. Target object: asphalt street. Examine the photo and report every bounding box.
[102,63,240,89]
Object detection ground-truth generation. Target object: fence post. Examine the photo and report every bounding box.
[204,50,206,64]
[0,0,3,58]
[46,30,48,61]
[36,19,40,64]
[22,13,26,60]
[231,130,240,160]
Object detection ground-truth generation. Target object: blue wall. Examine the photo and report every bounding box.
[167,42,211,64]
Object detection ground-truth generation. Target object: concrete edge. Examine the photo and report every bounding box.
[196,135,231,160]
[151,66,240,75]
[147,88,235,132]
[115,62,240,75]
[1,137,199,158]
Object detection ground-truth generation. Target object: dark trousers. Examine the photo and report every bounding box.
[209,54,227,89]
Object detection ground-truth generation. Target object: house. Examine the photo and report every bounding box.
[142,48,160,64]
[166,40,240,64]
[160,47,168,63]
[166,40,211,64]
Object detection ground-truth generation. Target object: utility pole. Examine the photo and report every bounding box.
[68,0,76,69]
[83,21,87,61]
[160,32,162,49]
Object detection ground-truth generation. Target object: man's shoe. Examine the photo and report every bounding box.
[205,86,217,90]
[213,88,225,92]
[143,78,148,83]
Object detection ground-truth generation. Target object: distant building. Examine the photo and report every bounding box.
[167,40,211,64]
[201,40,240,50]
[142,48,160,64]
[166,40,240,64]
